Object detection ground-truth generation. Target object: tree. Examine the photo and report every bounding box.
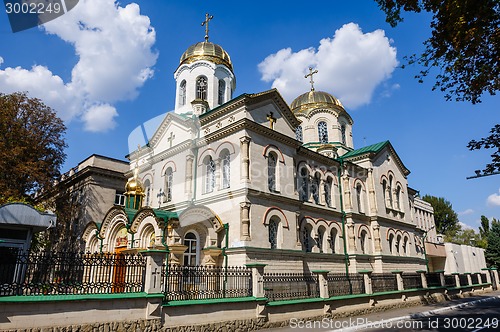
[422,195,460,236]
[0,92,67,203]
[375,0,500,104]
[467,124,500,174]
[486,218,500,268]
[449,227,479,245]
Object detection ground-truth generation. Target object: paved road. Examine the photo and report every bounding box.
[260,291,500,331]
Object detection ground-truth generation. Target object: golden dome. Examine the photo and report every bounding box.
[125,177,145,196]
[179,41,233,71]
[290,90,344,115]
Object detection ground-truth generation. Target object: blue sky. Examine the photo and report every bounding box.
[0,0,498,230]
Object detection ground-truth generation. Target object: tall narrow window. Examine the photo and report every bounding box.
[268,218,278,249]
[324,177,333,207]
[389,234,394,254]
[312,173,321,204]
[268,152,277,191]
[164,167,173,202]
[196,76,207,100]
[402,237,408,256]
[302,225,313,253]
[318,121,328,144]
[388,175,394,208]
[144,179,151,206]
[396,235,401,255]
[205,156,215,193]
[317,227,325,253]
[383,179,389,208]
[221,150,230,189]
[218,79,226,104]
[183,232,198,266]
[395,187,401,210]
[330,229,337,253]
[295,125,303,142]
[299,166,309,201]
[340,123,346,145]
[356,184,364,213]
[179,80,186,106]
[360,231,368,254]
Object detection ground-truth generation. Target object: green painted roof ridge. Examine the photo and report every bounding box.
[342,140,390,159]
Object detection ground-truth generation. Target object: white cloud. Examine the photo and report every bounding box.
[0,0,157,132]
[258,23,398,108]
[487,189,500,207]
[458,208,475,216]
[459,222,474,230]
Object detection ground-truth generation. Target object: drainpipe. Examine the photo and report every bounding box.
[161,219,170,301]
[222,223,229,297]
[337,158,351,290]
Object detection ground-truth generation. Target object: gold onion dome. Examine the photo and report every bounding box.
[125,175,145,196]
[179,41,233,72]
[290,90,344,115]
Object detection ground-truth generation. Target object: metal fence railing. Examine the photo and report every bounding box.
[470,273,480,285]
[263,273,319,301]
[402,273,423,289]
[481,273,488,284]
[163,265,252,301]
[458,274,469,287]
[327,273,365,297]
[0,250,146,296]
[371,273,398,293]
[426,272,442,287]
[444,275,456,287]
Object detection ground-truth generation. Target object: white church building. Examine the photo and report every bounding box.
[83,19,435,274]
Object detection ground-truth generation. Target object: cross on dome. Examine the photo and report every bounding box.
[201,13,214,42]
[305,67,318,91]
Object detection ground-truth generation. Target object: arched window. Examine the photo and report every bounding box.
[317,227,325,253]
[388,233,394,254]
[395,187,402,210]
[382,179,389,208]
[340,123,346,145]
[205,156,215,193]
[268,152,277,192]
[144,179,151,207]
[356,184,364,213]
[218,79,226,104]
[268,218,279,249]
[388,175,394,208]
[220,150,231,189]
[318,121,328,144]
[196,76,207,100]
[396,235,401,255]
[183,232,198,266]
[179,80,186,106]
[298,166,309,201]
[164,167,173,202]
[360,230,368,254]
[330,228,337,253]
[312,173,321,204]
[402,236,408,256]
[295,125,303,142]
[302,224,313,253]
[324,177,333,207]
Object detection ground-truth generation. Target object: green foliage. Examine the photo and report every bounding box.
[446,227,478,245]
[467,124,500,174]
[422,194,460,236]
[375,0,500,104]
[0,92,67,203]
[486,218,500,268]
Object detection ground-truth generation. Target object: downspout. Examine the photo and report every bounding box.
[222,223,229,297]
[337,157,351,291]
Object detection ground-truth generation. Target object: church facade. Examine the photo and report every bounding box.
[83,27,432,274]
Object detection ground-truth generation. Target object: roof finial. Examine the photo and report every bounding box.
[201,13,214,42]
[305,67,318,91]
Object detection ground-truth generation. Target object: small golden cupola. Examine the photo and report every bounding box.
[124,163,145,210]
[291,67,354,158]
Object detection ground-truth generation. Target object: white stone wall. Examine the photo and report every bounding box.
[444,243,487,274]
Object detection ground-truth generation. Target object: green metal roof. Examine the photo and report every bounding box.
[123,207,178,224]
[341,141,390,159]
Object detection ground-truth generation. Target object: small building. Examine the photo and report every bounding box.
[444,242,487,274]
[0,203,56,254]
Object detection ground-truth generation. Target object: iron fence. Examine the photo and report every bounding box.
[481,273,488,284]
[458,274,470,287]
[470,273,480,285]
[371,273,398,293]
[163,265,252,301]
[426,272,442,287]
[327,273,365,296]
[264,273,319,301]
[402,273,423,289]
[444,275,456,287]
[0,250,146,296]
